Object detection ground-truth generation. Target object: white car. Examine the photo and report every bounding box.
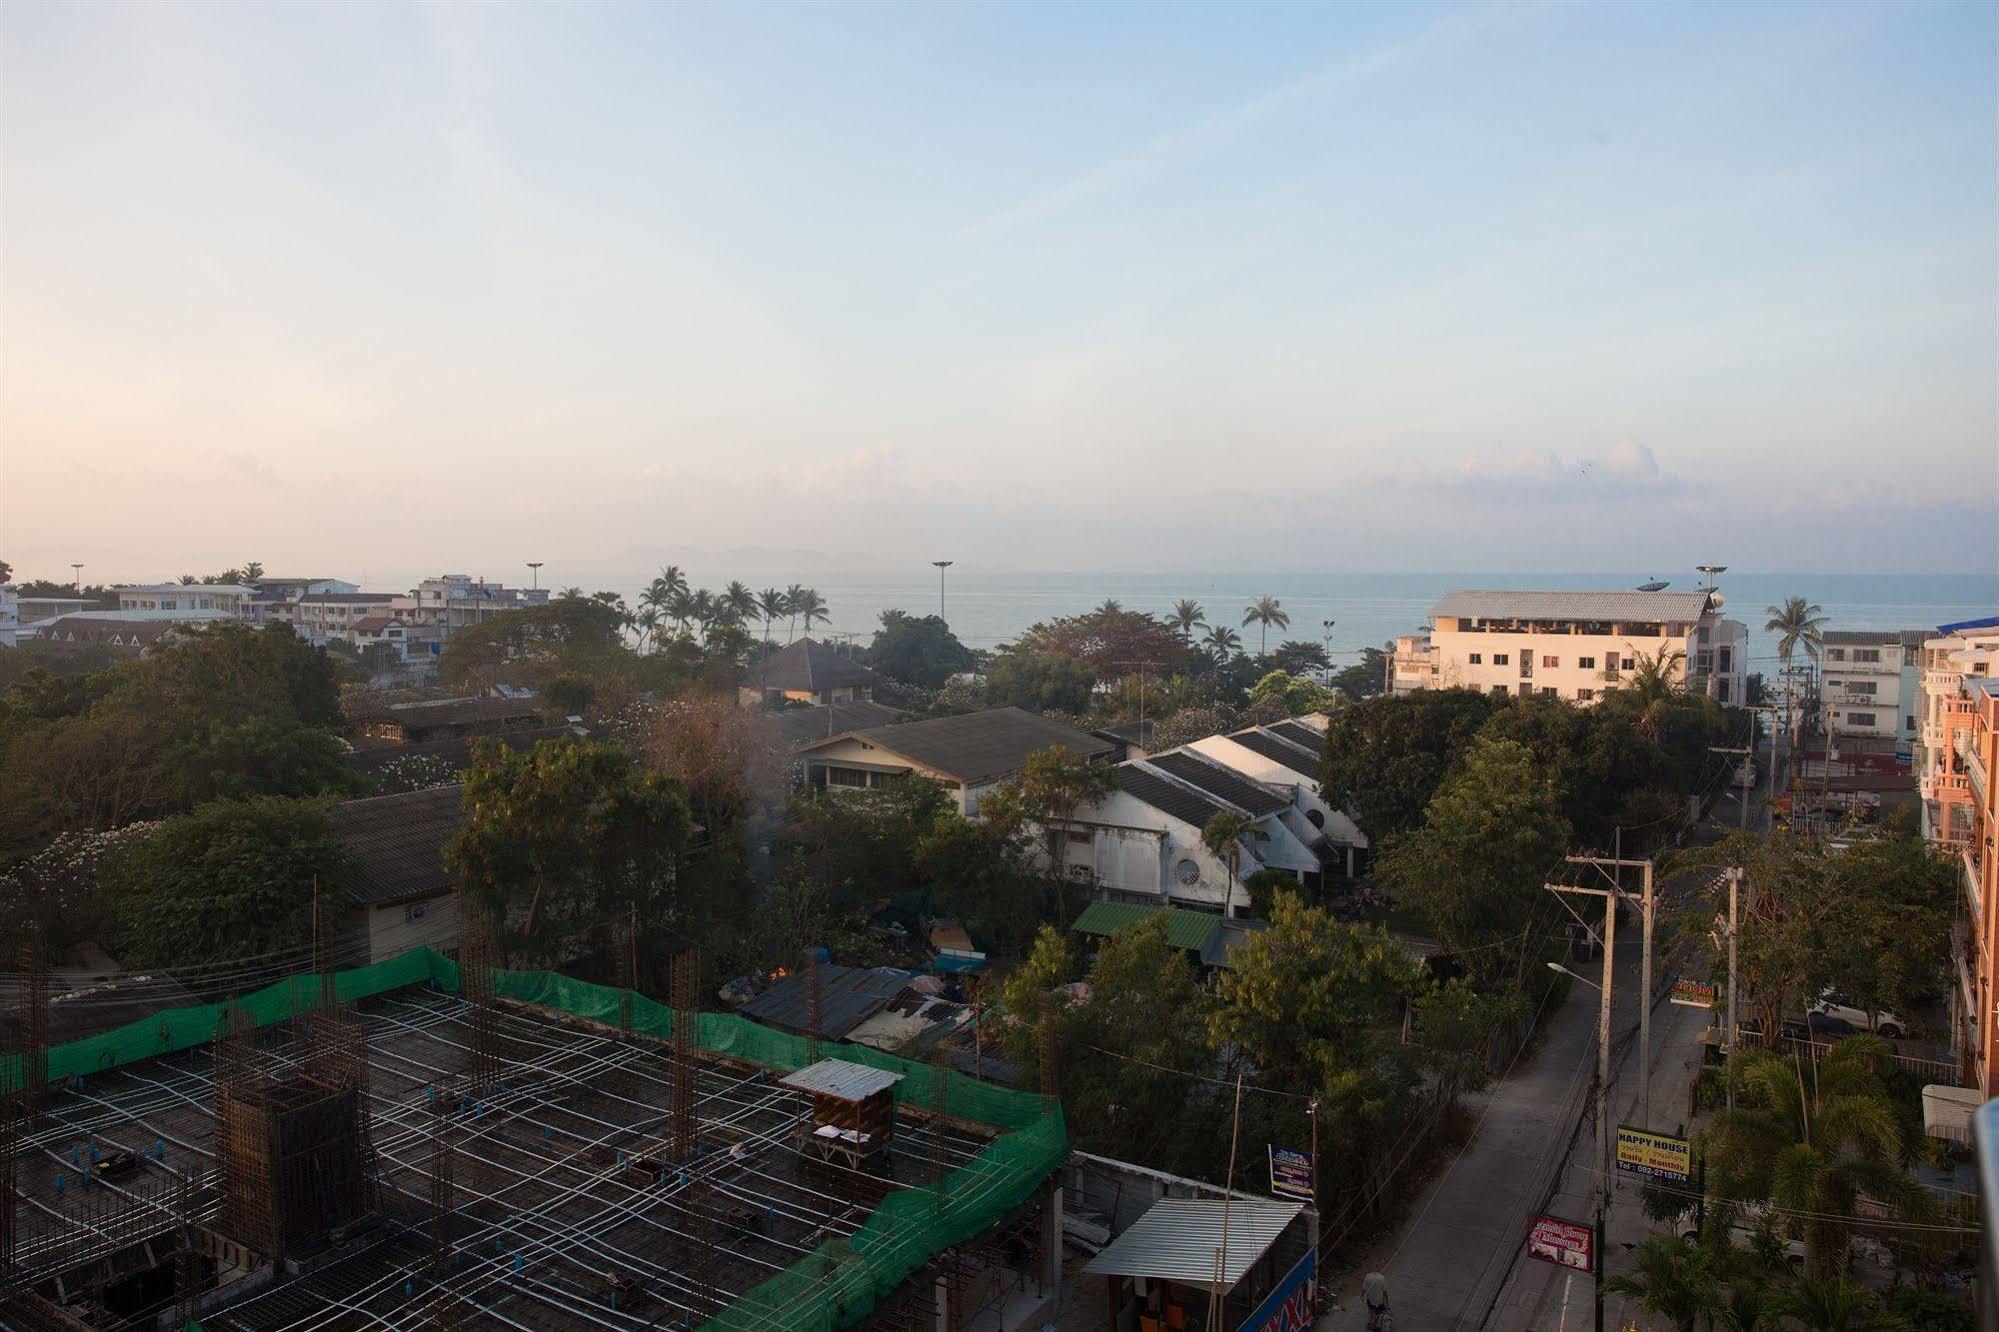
[1808,990,1906,1039]
[1676,1204,1806,1272]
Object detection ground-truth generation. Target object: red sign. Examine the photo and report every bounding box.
[1526,1215,1593,1273]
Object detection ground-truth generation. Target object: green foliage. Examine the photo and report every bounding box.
[1603,1234,1726,1332]
[1009,747,1116,914]
[1376,736,1570,984]
[1319,689,1502,838]
[1267,640,1329,676]
[1000,925,1080,1082]
[1329,646,1390,701]
[787,776,955,917]
[866,611,976,688]
[99,797,347,975]
[1247,669,1341,718]
[914,816,1041,954]
[447,738,698,969]
[1765,596,1831,666]
[1415,978,1524,1102]
[436,597,626,690]
[1010,607,1188,672]
[542,673,595,715]
[985,651,1098,715]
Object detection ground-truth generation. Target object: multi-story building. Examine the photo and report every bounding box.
[1390,588,1748,705]
[113,582,258,619]
[0,584,17,649]
[1917,617,1999,846]
[295,591,400,644]
[412,575,551,635]
[248,577,359,628]
[1819,629,1928,771]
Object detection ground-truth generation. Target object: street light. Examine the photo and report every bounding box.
[1321,619,1336,681]
[1547,961,1600,991]
[526,561,543,591]
[70,563,84,595]
[932,561,953,623]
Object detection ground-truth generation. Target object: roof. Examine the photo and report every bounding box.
[808,707,1115,785]
[1113,764,1229,829]
[1266,721,1326,759]
[743,638,877,693]
[1093,720,1156,748]
[299,592,398,605]
[1083,1197,1303,1288]
[769,700,900,751]
[329,785,467,905]
[739,965,913,1040]
[1433,589,1713,623]
[778,1058,904,1102]
[1938,614,1999,635]
[340,726,574,779]
[1072,902,1225,952]
[29,615,186,649]
[1226,728,1319,778]
[386,696,546,731]
[353,615,405,632]
[1199,918,1271,969]
[1144,752,1289,816]
[1823,630,1908,646]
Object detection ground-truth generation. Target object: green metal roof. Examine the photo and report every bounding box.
[1071,901,1224,953]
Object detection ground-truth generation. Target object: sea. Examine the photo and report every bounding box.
[730,570,1999,673]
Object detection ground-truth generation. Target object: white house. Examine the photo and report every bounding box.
[1185,722,1368,877]
[112,583,258,620]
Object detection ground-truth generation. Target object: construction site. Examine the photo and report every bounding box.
[0,934,1070,1332]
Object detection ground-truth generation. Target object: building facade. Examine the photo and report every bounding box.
[1820,629,1926,766]
[113,583,258,619]
[1391,588,1748,705]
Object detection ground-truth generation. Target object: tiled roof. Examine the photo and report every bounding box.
[329,786,466,905]
[1113,764,1228,829]
[1071,901,1223,952]
[1433,589,1713,623]
[743,638,877,693]
[1266,721,1326,759]
[1143,751,1289,815]
[770,700,900,750]
[1823,629,1907,646]
[353,616,403,631]
[808,707,1115,785]
[1227,728,1319,777]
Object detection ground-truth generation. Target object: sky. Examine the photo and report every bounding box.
[2,0,1995,590]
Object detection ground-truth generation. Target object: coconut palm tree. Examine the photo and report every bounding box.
[241,561,265,582]
[663,588,697,640]
[1096,598,1123,615]
[1764,596,1829,669]
[757,587,786,648]
[1768,1272,1894,1331]
[783,583,808,642]
[1201,811,1267,918]
[722,580,758,629]
[631,606,661,653]
[1171,599,1206,642]
[1204,624,1242,660]
[1602,1235,1725,1332]
[1241,595,1289,658]
[689,588,716,641]
[792,587,831,637]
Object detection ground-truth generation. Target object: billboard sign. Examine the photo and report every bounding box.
[1615,1126,1693,1182]
[1526,1215,1594,1273]
[1238,1249,1315,1332]
[1670,977,1718,1008]
[1267,1145,1314,1202]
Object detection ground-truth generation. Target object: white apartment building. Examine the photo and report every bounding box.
[413,575,551,634]
[1392,588,1748,706]
[113,583,258,619]
[295,592,400,644]
[1820,629,1927,760]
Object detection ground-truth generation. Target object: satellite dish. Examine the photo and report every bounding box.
[1636,580,1669,592]
[1696,565,1728,575]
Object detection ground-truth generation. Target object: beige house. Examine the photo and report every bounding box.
[740,637,878,707]
[1393,588,1748,705]
[795,706,1114,816]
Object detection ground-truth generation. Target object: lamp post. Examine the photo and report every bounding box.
[932,561,953,624]
[1321,619,1336,682]
[526,561,543,591]
[70,563,84,595]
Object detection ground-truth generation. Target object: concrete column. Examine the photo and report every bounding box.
[1044,1186,1065,1292]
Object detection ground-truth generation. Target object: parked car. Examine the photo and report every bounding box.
[1675,1204,1806,1273]
[1808,990,1906,1039]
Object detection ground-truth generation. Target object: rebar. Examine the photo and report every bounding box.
[18,928,49,1117]
[456,891,498,1095]
[429,1091,455,1276]
[669,950,699,1163]
[804,948,822,1068]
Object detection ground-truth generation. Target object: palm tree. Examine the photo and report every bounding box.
[1768,1272,1893,1331]
[1095,598,1123,615]
[1241,595,1289,658]
[1602,1235,1724,1332]
[1171,599,1206,642]
[757,587,786,648]
[663,588,697,639]
[783,583,808,642]
[241,560,265,582]
[1204,624,1242,660]
[721,580,758,629]
[1608,643,1690,737]
[1201,811,1267,919]
[689,588,716,641]
[630,606,661,652]
[1764,596,1829,669]
[792,587,830,637]
[642,565,688,623]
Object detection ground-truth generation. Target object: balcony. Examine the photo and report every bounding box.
[1961,734,1991,806]
[1966,848,1985,929]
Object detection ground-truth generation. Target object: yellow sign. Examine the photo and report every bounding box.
[1615,1125,1691,1182]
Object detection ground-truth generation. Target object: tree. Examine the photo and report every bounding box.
[1602,1235,1726,1332]
[1241,595,1290,658]
[99,797,348,976]
[867,610,976,688]
[1330,645,1391,701]
[1012,608,1188,672]
[1319,689,1502,838]
[1171,599,1206,642]
[544,674,594,715]
[1203,624,1243,660]
[986,651,1098,715]
[1764,596,1830,670]
[789,587,830,638]
[436,598,625,690]
[1095,599,1123,615]
[1201,811,1267,917]
[1151,703,1239,751]
[788,775,953,917]
[448,738,698,969]
[1000,924,1081,1084]
[915,815,1039,953]
[1769,1272,1899,1330]
[1414,977,1524,1109]
[756,587,787,646]
[1268,640,1329,676]
[1247,669,1341,719]
[1376,736,1569,983]
[1010,746,1115,915]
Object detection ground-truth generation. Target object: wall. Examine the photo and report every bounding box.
[363,894,458,963]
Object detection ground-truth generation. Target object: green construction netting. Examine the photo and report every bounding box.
[9,947,1067,1332]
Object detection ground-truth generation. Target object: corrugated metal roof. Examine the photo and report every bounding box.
[1144,752,1289,816]
[779,1058,903,1102]
[739,966,912,1040]
[1083,1198,1302,1287]
[1265,722,1326,760]
[1199,919,1270,969]
[1226,729,1318,778]
[1071,902,1223,953]
[1433,589,1712,623]
[1114,764,1229,829]
[804,707,1116,784]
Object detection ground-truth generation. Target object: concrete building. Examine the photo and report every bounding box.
[294,591,400,644]
[247,577,358,628]
[0,584,16,649]
[1185,720,1369,877]
[412,574,551,634]
[112,582,258,619]
[796,706,1115,816]
[1390,588,1748,705]
[1917,617,1999,847]
[1819,629,1928,770]
[26,613,201,653]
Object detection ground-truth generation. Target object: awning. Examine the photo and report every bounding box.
[1922,1083,1983,1144]
[1082,1197,1302,1290]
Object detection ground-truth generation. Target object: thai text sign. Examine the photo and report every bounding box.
[1615,1125,1693,1182]
[1268,1145,1314,1201]
[1670,977,1717,1008]
[1527,1215,1593,1273]
[1238,1249,1315,1332]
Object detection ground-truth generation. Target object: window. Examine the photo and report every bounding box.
[1621,657,1635,671]
[1542,655,1559,668]
[1847,712,1877,728]
[405,901,429,923]
[1826,648,1845,661]
[1491,685,1508,696]
[1718,680,1730,702]
[1540,686,1557,697]
[1578,656,1596,669]
[1066,829,1092,845]
[1493,653,1509,666]
[1468,653,1482,665]
[1906,715,1917,733]
[1175,859,1202,885]
[826,767,868,788]
[1853,649,1880,663]
[1577,688,1596,701]
[1718,647,1732,672]
[1841,680,1877,696]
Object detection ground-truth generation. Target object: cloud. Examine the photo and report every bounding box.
[1407,439,1689,501]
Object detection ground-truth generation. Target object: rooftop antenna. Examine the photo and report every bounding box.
[1696,565,1727,591]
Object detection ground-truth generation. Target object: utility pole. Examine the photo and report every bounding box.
[1709,745,1755,829]
[931,560,953,624]
[1545,874,1618,1332]
[1321,620,1336,684]
[1725,867,1740,1109]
